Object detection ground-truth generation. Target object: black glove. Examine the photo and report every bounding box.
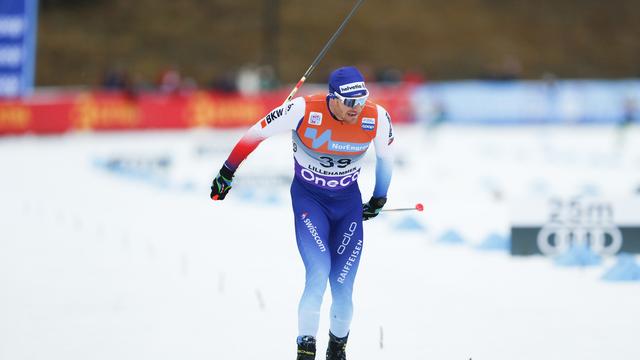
[210,164,234,201]
[362,196,387,221]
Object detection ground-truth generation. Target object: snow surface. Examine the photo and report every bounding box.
[1,124,639,360]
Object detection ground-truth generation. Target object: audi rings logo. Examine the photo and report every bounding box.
[534,198,624,256]
[536,223,623,256]
[511,197,640,256]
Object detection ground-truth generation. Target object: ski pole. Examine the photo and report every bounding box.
[285,0,366,103]
[381,203,424,212]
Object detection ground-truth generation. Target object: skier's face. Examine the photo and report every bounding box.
[330,97,364,124]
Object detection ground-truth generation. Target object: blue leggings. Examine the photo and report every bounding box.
[291,178,364,339]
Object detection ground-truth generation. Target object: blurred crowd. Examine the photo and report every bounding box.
[99,63,431,97]
[97,59,638,126]
[98,53,534,96]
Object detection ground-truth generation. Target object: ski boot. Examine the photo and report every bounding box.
[297,335,316,360]
[326,332,348,360]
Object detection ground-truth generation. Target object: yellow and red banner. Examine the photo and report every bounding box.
[0,85,415,136]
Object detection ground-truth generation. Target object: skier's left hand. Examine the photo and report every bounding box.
[362,196,387,221]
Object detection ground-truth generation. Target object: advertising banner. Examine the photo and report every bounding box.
[0,0,38,98]
[0,91,285,135]
[0,86,415,135]
[412,80,640,124]
[510,196,640,256]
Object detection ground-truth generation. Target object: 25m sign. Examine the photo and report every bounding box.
[510,197,640,256]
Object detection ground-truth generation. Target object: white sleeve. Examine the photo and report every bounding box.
[224,97,305,171]
[371,105,394,198]
[245,96,306,138]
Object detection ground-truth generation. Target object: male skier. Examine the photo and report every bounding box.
[210,66,394,360]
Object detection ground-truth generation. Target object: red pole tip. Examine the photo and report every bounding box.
[415,203,424,212]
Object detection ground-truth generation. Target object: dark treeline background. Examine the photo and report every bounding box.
[37,0,640,87]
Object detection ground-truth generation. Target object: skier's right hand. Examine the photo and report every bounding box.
[210,164,234,201]
[362,196,387,221]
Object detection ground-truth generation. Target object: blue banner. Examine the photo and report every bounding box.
[412,80,640,124]
[0,0,38,98]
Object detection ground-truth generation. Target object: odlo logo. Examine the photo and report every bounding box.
[303,215,326,252]
[337,222,358,254]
